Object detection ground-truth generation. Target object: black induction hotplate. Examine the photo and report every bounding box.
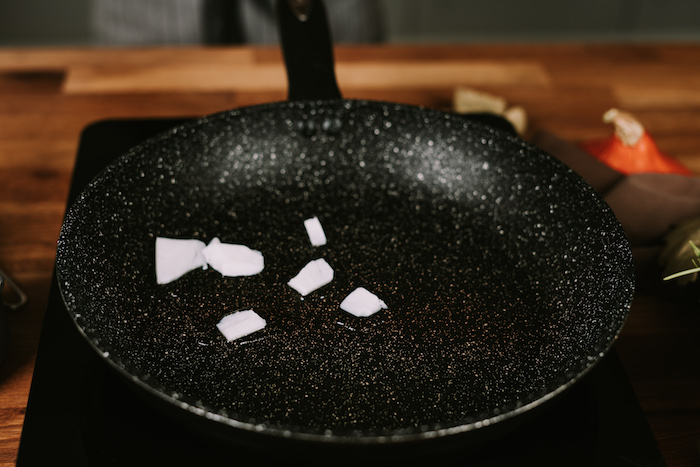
[16,118,665,466]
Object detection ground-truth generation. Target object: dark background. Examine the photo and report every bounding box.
[2,0,700,46]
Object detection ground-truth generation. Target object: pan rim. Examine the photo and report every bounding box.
[56,98,634,445]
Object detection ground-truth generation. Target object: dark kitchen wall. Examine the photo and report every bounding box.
[1,0,700,46]
[383,0,700,42]
[0,0,92,46]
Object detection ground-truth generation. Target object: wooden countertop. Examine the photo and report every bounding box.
[1,44,699,465]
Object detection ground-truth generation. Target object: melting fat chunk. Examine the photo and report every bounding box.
[216,309,266,342]
[155,237,207,285]
[202,237,264,277]
[340,287,388,317]
[304,216,327,246]
[287,258,334,296]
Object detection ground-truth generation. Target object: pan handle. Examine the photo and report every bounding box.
[276,0,342,101]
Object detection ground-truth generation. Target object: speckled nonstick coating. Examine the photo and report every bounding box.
[56,99,634,450]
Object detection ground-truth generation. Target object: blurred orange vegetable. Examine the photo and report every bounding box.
[581,108,692,176]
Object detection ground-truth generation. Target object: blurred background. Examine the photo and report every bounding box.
[1,0,700,47]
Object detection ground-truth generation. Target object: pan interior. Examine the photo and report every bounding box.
[56,100,633,440]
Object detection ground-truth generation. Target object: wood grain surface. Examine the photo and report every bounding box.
[0,44,699,466]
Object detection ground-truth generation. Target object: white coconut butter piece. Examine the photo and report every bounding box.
[216,309,266,342]
[304,216,327,246]
[202,237,264,277]
[155,237,207,285]
[287,258,334,296]
[340,287,388,317]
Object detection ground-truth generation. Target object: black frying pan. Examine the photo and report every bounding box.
[55,0,634,462]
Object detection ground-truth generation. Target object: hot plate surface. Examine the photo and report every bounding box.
[17,118,665,466]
